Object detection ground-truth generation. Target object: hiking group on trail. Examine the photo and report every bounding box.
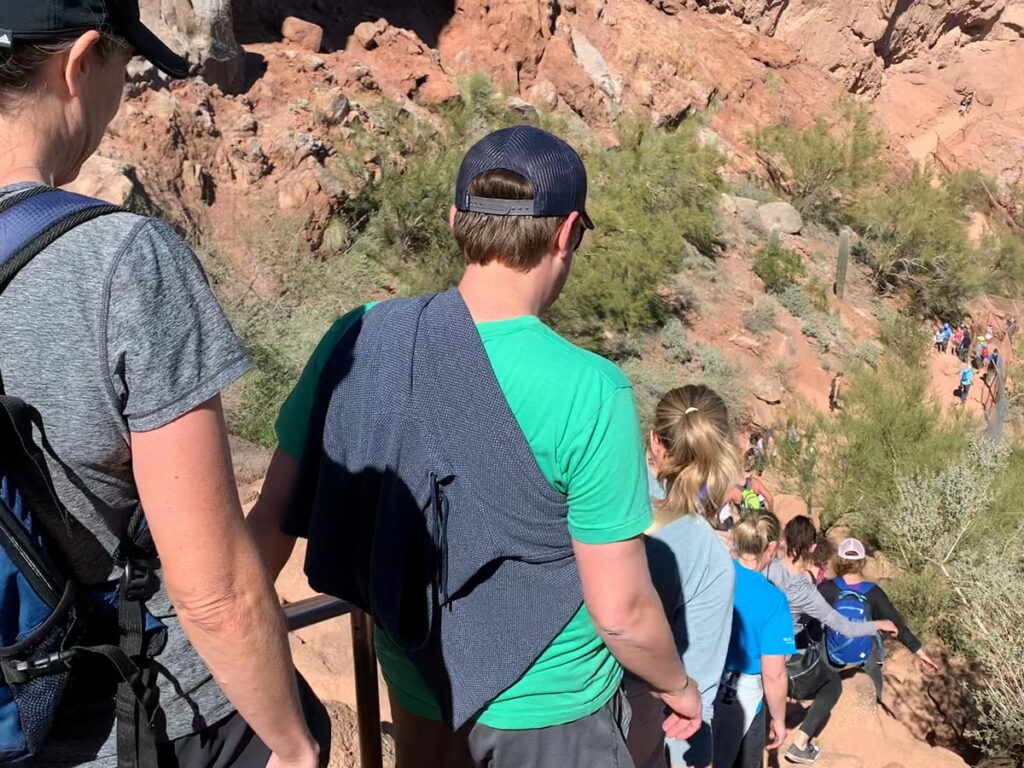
[0,6,941,768]
[940,319,1008,409]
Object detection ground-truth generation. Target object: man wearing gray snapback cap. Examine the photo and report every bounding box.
[251,125,703,767]
[0,3,326,767]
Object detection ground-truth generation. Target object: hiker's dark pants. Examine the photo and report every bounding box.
[960,384,971,404]
[713,705,765,768]
[864,644,885,703]
[787,652,842,740]
[158,675,331,768]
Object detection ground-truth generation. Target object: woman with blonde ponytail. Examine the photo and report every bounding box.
[712,510,794,768]
[626,385,740,768]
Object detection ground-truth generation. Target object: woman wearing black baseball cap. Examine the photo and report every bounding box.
[0,3,325,768]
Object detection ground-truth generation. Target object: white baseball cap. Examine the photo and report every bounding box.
[838,538,866,560]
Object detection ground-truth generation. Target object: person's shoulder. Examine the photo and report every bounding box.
[526,322,631,389]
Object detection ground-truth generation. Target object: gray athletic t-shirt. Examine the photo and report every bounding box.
[0,184,251,765]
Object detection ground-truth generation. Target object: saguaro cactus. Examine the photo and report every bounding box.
[835,229,850,299]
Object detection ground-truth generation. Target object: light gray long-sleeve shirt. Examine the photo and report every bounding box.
[763,558,878,644]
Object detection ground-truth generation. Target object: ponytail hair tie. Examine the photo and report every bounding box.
[685,407,699,415]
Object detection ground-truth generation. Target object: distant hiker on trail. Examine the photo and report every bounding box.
[958,328,972,363]
[723,475,775,522]
[628,385,739,768]
[974,336,987,369]
[763,518,898,765]
[1007,316,1017,343]
[934,322,951,353]
[713,510,794,768]
[828,371,844,412]
[0,4,327,767]
[819,539,939,702]
[957,366,974,406]
[248,125,704,768]
[950,325,964,356]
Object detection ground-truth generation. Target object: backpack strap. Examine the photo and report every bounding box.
[0,188,123,293]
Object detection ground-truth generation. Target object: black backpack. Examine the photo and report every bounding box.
[0,187,165,766]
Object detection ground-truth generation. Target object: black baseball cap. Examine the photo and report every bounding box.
[455,125,594,229]
[0,0,189,78]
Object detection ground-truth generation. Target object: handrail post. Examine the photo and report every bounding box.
[351,610,383,768]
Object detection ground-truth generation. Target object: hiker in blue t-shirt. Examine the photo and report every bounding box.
[713,511,795,768]
[818,539,938,702]
[958,366,973,406]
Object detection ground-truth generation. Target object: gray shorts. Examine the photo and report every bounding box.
[465,689,634,768]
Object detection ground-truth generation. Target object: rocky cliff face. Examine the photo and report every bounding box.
[671,0,1018,95]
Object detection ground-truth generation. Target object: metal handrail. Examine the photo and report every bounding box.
[283,597,384,768]
[284,594,355,631]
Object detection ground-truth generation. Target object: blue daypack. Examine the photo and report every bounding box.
[825,577,880,667]
[0,187,165,766]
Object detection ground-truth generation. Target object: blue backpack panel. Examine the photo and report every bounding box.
[825,577,879,667]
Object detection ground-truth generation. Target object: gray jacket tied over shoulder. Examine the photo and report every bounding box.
[283,288,580,729]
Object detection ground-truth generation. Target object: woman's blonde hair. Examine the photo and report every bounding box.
[733,509,781,558]
[652,384,741,526]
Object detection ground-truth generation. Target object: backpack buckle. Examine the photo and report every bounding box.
[122,559,155,602]
[3,649,78,684]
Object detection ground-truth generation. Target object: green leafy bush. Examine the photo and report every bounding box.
[850,164,979,317]
[753,240,804,294]
[854,340,882,368]
[743,296,777,336]
[751,98,884,223]
[820,346,971,533]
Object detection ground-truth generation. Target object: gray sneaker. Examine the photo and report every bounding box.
[785,742,822,764]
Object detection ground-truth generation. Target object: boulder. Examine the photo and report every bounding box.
[65,157,154,212]
[525,79,559,110]
[730,333,763,353]
[758,201,803,234]
[282,16,324,53]
[353,19,389,51]
[721,195,766,234]
[750,372,785,404]
[416,76,460,107]
[139,0,245,93]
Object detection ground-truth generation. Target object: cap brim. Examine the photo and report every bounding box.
[580,209,594,230]
[122,20,189,79]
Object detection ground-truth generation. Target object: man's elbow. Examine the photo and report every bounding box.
[587,594,651,638]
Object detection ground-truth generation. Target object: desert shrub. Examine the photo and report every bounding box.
[806,275,830,313]
[661,318,693,363]
[751,98,884,223]
[547,119,725,350]
[690,344,747,422]
[753,240,804,294]
[850,164,979,317]
[620,359,677,431]
[978,228,1024,299]
[778,284,816,321]
[743,296,777,336]
[820,342,971,533]
[880,440,1024,761]
[775,409,824,513]
[854,340,881,367]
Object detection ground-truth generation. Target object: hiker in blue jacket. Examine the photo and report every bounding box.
[958,366,973,406]
[818,539,939,702]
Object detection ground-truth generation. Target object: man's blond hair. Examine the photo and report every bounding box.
[452,170,579,271]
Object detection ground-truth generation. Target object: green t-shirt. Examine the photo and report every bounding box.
[275,302,652,729]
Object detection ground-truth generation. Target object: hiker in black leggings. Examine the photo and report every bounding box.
[763,518,898,765]
[819,539,939,703]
